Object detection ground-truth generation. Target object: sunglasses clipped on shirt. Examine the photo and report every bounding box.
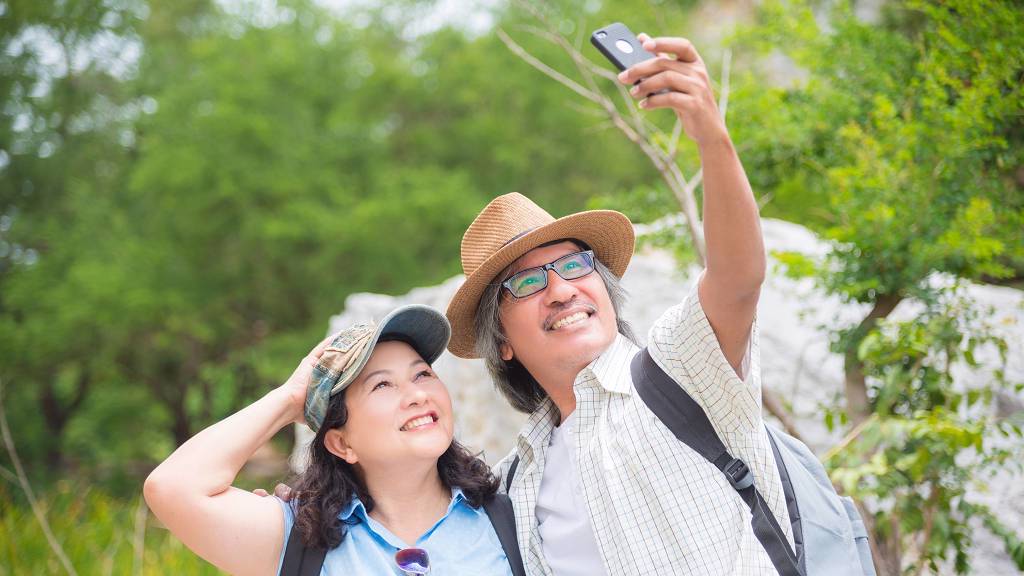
[501,250,597,300]
[395,547,430,575]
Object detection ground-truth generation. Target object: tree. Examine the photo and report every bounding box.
[0,0,150,470]
[730,0,1024,571]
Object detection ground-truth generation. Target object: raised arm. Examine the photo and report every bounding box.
[143,335,333,576]
[618,34,766,375]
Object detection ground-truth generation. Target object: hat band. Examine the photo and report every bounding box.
[501,226,538,247]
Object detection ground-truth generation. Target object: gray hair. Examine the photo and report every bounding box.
[474,243,638,414]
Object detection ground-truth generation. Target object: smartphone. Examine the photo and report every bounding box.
[590,23,656,72]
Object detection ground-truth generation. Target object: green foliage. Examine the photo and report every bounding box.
[588,183,699,265]
[827,290,1024,572]
[0,482,221,575]
[734,0,1024,303]
[731,0,1024,571]
[0,0,674,477]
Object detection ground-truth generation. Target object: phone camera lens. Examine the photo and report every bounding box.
[595,31,607,39]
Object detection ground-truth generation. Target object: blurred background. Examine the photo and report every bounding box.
[1,0,1022,573]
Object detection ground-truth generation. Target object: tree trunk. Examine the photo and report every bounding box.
[843,293,903,425]
[38,371,91,470]
[842,293,903,574]
[171,392,192,447]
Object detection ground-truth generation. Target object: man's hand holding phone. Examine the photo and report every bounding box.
[614,32,727,148]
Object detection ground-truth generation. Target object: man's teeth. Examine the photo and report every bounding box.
[550,312,589,330]
[401,416,434,431]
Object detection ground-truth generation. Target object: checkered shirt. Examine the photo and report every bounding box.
[494,280,793,576]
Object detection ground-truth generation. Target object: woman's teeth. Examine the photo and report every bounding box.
[401,416,434,431]
[551,312,588,330]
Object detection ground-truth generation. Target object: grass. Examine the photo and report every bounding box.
[0,481,223,576]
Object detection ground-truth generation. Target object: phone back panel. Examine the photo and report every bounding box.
[590,22,656,71]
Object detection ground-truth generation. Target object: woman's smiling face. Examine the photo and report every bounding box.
[326,340,454,469]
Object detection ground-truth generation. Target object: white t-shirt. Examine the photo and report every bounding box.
[535,411,608,576]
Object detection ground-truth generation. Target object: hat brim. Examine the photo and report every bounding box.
[445,210,634,359]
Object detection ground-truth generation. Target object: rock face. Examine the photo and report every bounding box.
[292,218,1024,573]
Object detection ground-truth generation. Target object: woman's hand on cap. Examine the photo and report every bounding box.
[280,333,336,423]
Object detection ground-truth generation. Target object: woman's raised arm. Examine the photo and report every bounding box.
[144,334,334,576]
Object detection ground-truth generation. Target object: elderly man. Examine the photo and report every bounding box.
[443,34,791,575]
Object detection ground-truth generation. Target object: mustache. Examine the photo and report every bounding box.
[543,299,598,330]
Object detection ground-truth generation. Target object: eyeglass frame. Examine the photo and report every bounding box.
[500,250,597,300]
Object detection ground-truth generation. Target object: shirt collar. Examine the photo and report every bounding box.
[339,494,366,522]
[516,396,560,459]
[581,332,638,395]
[515,333,637,455]
[338,486,470,523]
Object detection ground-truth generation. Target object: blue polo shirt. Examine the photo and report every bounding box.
[275,488,512,575]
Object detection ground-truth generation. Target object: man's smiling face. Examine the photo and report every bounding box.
[498,241,618,380]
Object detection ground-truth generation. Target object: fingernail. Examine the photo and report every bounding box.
[639,99,648,109]
[643,40,655,50]
[629,85,639,96]
[617,71,627,82]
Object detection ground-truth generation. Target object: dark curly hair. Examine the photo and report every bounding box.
[289,359,499,550]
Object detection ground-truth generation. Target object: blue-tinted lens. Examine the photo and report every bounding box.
[554,251,594,279]
[507,268,547,298]
[395,548,430,574]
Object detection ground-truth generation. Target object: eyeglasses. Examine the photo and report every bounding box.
[501,250,596,300]
[395,547,430,575]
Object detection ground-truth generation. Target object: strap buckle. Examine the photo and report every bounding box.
[724,458,754,490]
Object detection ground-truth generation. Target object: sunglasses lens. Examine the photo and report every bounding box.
[508,269,547,298]
[395,548,430,574]
[556,251,594,280]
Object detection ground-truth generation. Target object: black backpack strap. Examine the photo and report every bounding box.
[483,493,527,576]
[631,348,803,576]
[506,456,520,493]
[280,525,327,576]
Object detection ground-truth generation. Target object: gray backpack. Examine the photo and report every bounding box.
[507,348,876,576]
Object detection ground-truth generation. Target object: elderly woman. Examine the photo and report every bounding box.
[145,305,522,575]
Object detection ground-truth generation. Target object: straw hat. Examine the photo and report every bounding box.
[446,192,634,358]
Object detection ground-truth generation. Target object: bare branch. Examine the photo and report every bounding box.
[132,495,148,575]
[0,463,18,485]
[576,52,622,83]
[496,28,601,105]
[667,117,684,162]
[719,49,732,121]
[823,413,879,462]
[762,388,807,444]
[503,0,708,265]
[523,15,667,166]
[0,378,79,576]
[565,99,608,118]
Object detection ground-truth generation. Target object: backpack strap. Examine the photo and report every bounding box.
[631,347,804,576]
[280,524,327,576]
[483,493,527,576]
[506,456,520,493]
[767,428,807,575]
